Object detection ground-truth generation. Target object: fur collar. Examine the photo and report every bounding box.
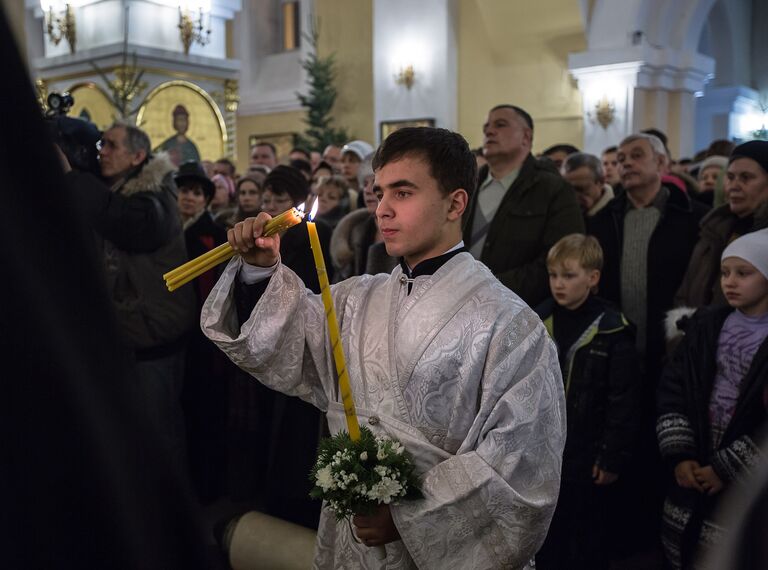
[664,306,697,342]
[118,152,175,196]
[587,184,615,217]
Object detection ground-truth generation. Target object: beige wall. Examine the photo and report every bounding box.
[235,0,373,173]
[238,0,590,169]
[315,0,374,144]
[235,110,305,174]
[457,0,586,154]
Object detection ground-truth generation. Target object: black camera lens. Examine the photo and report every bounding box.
[47,92,73,111]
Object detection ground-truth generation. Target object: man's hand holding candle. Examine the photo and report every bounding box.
[353,505,401,547]
[228,213,281,267]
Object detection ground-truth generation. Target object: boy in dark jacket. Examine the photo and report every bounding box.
[657,229,768,569]
[535,233,641,569]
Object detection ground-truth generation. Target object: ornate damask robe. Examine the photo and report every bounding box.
[201,252,566,569]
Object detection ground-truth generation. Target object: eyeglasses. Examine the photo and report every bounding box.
[96,138,119,152]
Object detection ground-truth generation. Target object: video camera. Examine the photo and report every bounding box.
[45,91,102,175]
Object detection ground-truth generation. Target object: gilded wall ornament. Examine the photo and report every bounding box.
[595,96,616,129]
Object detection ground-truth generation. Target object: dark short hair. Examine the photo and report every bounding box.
[215,157,236,176]
[290,158,312,177]
[490,104,534,132]
[372,127,477,199]
[707,139,736,158]
[693,149,708,162]
[602,145,618,155]
[290,147,311,161]
[236,175,263,193]
[252,141,277,156]
[543,144,580,157]
[264,165,309,206]
[313,160,334,175]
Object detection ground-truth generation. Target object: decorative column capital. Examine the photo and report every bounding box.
[569,45,715,95]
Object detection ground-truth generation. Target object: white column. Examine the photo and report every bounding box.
[372,0,457,143]
[568,60,643,155]
[695,85,762,150]
[569,45,714,157]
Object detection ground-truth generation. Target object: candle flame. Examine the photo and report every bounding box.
[309,198,319,220]
[297,202,305,213]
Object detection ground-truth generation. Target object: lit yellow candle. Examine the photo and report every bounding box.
[262,206,305,237]
[306,202,361,441]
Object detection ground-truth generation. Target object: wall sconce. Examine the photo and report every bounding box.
[394,65,416,90]
[593,95,615,129]
[40,0,76,54]
[178,1,211,55]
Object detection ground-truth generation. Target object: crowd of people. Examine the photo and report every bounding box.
[60,101,768,569]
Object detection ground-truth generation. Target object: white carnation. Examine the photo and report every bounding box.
[360,451,368,461]
[315,465,335,492]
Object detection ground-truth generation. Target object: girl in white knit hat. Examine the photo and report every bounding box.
[656,228,768,569]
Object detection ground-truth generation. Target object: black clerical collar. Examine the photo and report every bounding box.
[399,246,468,280]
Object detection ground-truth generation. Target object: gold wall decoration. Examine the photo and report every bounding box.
[594,96,616,129]
[224,79,240,113]
[394,65,416,90]
[178,5,211,55]
[136,80,226,166]
[67,83,116,131]
[35,79,49,112]
[42,2,76,54]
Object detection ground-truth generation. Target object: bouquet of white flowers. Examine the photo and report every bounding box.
[309,426,421,520]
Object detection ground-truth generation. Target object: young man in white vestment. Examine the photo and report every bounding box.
[201,127,566,569]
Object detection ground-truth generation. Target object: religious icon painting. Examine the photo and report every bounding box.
[137,80,226,167]
[67,82,116,132]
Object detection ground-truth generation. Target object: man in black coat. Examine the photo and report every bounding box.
[587,133,708,559]
[588,134,708,386]
[463,104,584,307]
[63,122,196,473]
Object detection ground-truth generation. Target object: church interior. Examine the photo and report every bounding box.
[4,1,768,569]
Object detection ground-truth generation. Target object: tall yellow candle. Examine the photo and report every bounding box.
[306,207,361,441]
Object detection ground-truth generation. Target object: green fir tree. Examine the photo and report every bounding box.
[294,20,350,152]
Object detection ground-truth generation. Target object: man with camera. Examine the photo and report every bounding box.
[61,121,195,470]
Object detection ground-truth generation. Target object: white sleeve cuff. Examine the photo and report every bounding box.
[239,259,279,284]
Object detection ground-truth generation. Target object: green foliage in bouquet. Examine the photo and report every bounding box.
[309,426,422,520]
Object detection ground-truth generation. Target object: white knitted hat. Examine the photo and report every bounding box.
[721,228,768,279]
[341,140,374,161]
